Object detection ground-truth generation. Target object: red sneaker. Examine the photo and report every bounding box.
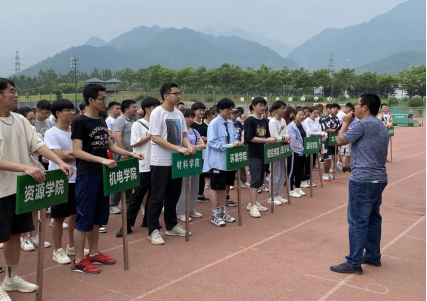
[71,258,100,274]
[87,252,116,265]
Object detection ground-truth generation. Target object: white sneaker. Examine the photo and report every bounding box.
[149,230,165,245]
[166,224,191,237]
[300,181,310,188]
[322,174,330,181]
[109,206,121,214]
[30,236,51,248]
[278,196,288,204]
[141,208,145,216]
[49,218,53,227]
[99,226,107,233]
[329,168,334,173]
[289,190,301,198]
[249,204,261,218]
[161,207,164,214]
[211,214,226,227]
[268,197,282,206]
[264,175,270,183]
[53,248,71,264]
[0,287,11,301]
[240,182,250,188]
[309,181,316,187]
[295,188,306,196]
[62,222,69,229]
[204,180,210,189]
[256,201,268,211]
[329,174,334,179]
[177,213,192,222]
[189,210,202,218]
[2,275,37,293]
[261,185,269,192]
[66,244,89,256]
[229,186,234,190]
[20,236,35,252]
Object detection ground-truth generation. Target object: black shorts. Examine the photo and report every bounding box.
[249,157,266,189]
[0,194,34,243]
[209,169,235,190]
[322,139,337,160]
[51,183,77,218]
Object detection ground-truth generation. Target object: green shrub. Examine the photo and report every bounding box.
[409,96,424,107]
[205,95,214,103]
[388,97,398,107]
[338,95,347,102]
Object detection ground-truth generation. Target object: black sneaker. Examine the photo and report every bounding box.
[197,194,210,202]
[330,263,363,274]
[362,256,381,266]
[116,227,133,237]
[226,199,237,207]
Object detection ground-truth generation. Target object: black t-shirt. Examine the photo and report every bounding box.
[191,120,208,137]
[320,114,340,131]
[233,120,243,141]
[71,115,109,176]
[244,116,270,158]
[297,124,306,139]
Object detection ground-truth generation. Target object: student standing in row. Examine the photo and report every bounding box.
[71,84,143,274]
[0,78,73,300]
[231,109,250,188]
[320,103,341,180]
[147,83,195,245]
[203,98,241,226]
[244,97,276,218]
[116,97,161,237]
[268,101,290,205]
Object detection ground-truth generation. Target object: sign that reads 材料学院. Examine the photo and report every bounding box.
[264,142,291,164]
[171,150,203,179]
[226,145,249,170]
[303,136,322,155]
[103,158,140,196]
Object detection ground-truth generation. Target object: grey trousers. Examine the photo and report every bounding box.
[269,159,286,197]
[176,175,200,214]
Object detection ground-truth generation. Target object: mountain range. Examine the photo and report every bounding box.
[22,26,298,76]
[287,0,426,71]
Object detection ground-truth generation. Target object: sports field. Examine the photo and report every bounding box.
[3,124,426,301]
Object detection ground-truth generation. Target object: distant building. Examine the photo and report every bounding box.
[314,87,323,95]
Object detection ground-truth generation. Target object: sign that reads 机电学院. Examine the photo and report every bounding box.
[102,158,140,196]
[264,142,291,164]
[16,170,69,215]
[388,126,394,137]
[303,136,322,155]
[226,145,249,170]
[328,132,338,146]
[171,150,203,179]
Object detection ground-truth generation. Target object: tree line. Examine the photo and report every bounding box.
[10,64,426,99]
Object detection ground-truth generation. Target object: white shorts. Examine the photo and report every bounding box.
[341,144,351,156]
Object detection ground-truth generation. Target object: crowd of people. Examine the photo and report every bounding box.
[0,78,391,300]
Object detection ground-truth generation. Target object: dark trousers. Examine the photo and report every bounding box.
[147,166,182,235]
[346,180,387,267]
[198,173,207,195]
[111,189,132,208]
[239,167,247,183]
[287,153,304,190]
[126,171,151,228]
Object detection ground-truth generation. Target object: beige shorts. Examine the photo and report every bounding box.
[341,144,351,156]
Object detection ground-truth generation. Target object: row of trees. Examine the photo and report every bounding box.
[10,64,426,98]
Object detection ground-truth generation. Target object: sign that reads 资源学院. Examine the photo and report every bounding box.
[226,145,249,170]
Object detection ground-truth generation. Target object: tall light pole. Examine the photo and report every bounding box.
[70,57,79,107]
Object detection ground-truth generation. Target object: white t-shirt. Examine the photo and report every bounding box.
[268,117,289,141]
[44,126,77,183]
[337,110,346,122]
[131,119,151,173]
[149,106,187,166]
[106,116,116,131]
[303,118,323,137]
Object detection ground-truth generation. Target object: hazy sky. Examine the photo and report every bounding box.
[0,0,407,76]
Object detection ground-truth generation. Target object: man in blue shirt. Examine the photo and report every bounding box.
[330,93,389,275]
[202,98,243,227]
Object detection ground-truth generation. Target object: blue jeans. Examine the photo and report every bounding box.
[345,180,387,267]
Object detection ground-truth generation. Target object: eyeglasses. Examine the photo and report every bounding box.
[63,109,76,114]
[167,92,181,96]
[1,90,18,96]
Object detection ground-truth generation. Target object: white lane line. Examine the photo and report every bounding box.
[405,235,426,242]
[393,151,426,162]
[392,141,426,151]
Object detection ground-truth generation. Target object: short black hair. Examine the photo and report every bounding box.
[82,84,106,105]
[381,103,389,108]
[249,105,253,112]
[325,104,331,109]
[51,99,75,119]
[252,97,267,106]
[17,106,33,118]
[295,108,304,115]
[36,99,51,111]
[108,101,121,110]
[160,83,179,100]
[302,106,310,111]
[208,105,218,113]
[203,109,215,119]
[309,106,319,113]
[295,106,302,110]
[178,101,185,106]
[181,108,195,118]
[217,98,235,110]
[271,100,286,111]
[236,107,244,114]
[141,97,161,116]
[345,103,354,109]
[0,78,15,92]
[330,103,341,109]
[79,103,87,111]
[360,93,381,116]
[121,99,136,113]
[191,102,206,111]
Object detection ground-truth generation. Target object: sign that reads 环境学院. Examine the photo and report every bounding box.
[171,150,203,179]
[16,169,69,215]
[264,142,291,164]
[226,145,249,170]
[303,136,322,154]
[388,126,394,137]
[102,158,140,196]
[328,132,338,146]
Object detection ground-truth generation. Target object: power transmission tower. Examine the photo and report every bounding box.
[328,53,333,97]
[70,56,79,107]
[14,51,21,74]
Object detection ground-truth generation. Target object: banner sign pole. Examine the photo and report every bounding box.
[388,126,394,163]
[328,133,338,179]
[303,136,322,198]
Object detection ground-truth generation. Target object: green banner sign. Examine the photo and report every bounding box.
[303,136,322,154]
[171,150,203,179]
[328,132,338,146]
[226,145,249,170]
[264,142,291,164]
[102,158,140,196]
[388,126,394,137]
[16,170,69,215]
